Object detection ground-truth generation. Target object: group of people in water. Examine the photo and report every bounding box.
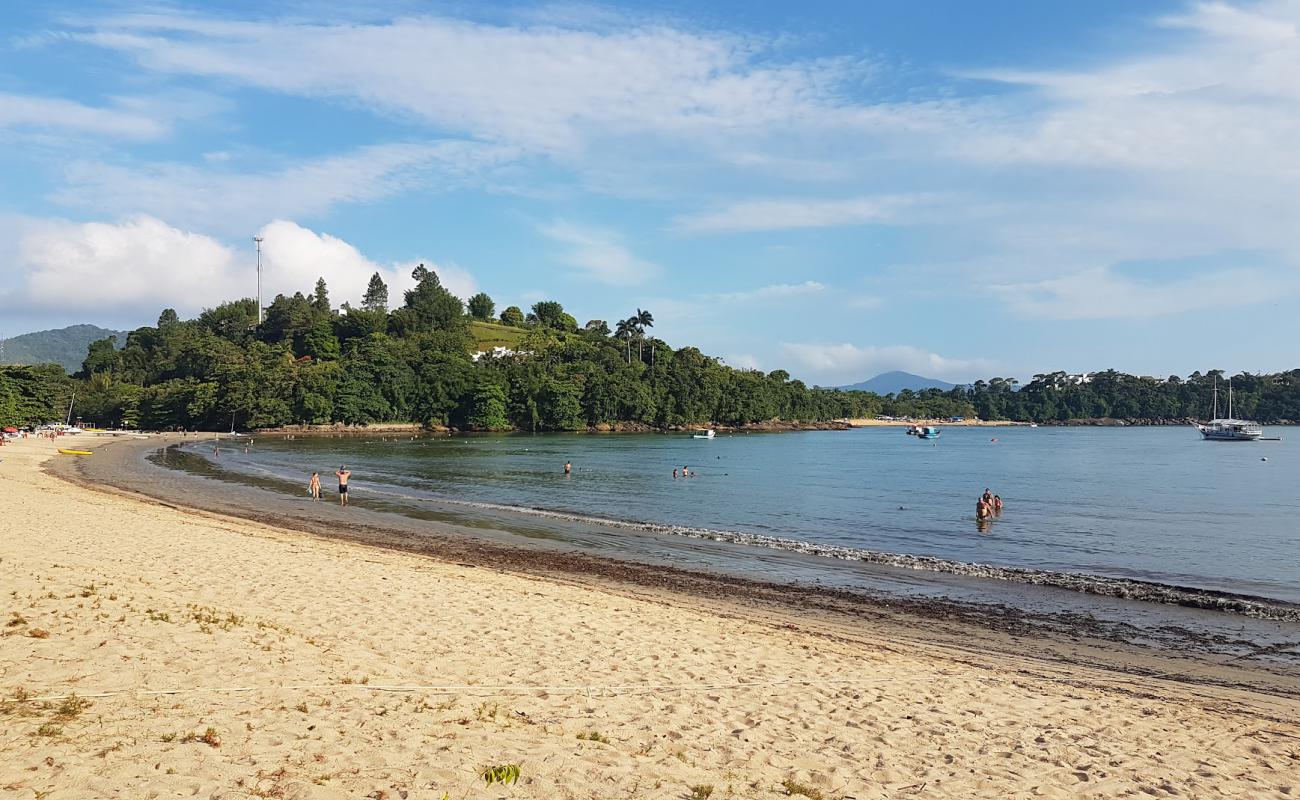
[976,488,1004,522]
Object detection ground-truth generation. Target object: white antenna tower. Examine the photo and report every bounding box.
[253,235,265,325]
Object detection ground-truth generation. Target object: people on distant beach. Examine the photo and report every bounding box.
[336,465,352,507]
[309,472,321,500]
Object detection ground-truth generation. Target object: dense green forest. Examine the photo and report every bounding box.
[3,268,1300,429]
[1,268,890,430]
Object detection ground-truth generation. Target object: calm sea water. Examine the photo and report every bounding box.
[189,426,1300,605]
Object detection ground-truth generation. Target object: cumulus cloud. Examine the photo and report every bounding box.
[778,342,993,386]
[0,216,475,317]
[538,221,659,285]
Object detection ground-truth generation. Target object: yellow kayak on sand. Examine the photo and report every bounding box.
[58,449,93,456]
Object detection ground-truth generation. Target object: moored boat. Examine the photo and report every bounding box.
[692,429,716,440]
[917,426,941,440]
[1193,377,1262,441]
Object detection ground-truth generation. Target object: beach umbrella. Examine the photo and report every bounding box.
[2,427,17,433]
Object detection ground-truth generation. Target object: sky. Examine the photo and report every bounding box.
[2,0,1299,386]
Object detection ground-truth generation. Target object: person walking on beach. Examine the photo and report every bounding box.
[309,472,321,500]
[336,465,352,507]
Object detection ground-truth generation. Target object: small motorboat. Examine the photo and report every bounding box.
[58,449,93,456]
[917,426,941,440]
[692,429,716,440]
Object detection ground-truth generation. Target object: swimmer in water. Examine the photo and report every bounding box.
[993,494,1003,513]
[673,468,679,479]
[564,461,571,475]
[976,498,991,521]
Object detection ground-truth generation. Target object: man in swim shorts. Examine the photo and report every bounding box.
[336,465,352,507]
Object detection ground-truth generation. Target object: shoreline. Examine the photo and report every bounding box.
[4,434,1300,797]
[46,435,1300,702]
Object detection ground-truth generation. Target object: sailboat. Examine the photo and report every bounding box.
[1193,377,1262,441]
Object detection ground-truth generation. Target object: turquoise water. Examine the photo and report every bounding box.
[192,426,1300,605]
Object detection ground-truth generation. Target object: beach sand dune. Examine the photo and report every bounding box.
[1,436,1297,799]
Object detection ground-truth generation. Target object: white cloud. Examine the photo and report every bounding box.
[989,264,1289,320]
[538,221,659,285]
[779,342,993,385]
[257,220,478,306]
[53,141,517,234]
[0,92,164,139]
[69,13,888,157]
[677,196,914,234]
[715,281,825,302]
[0,216,475,317]
[725,353,763,370]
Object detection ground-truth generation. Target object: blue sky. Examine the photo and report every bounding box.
[2,0,1299,385]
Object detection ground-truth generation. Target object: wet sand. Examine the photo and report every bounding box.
[3,434,1299,798]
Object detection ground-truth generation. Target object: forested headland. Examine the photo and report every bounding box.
[3,267,1300,430]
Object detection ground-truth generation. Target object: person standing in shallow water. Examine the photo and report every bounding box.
[564,461,572,476]
[336,465,352,507]
[309,472,321,501]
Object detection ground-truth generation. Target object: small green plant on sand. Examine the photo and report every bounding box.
[576,731,610,743]
[34,722,62,737]
[55,694,91,719]
[181,727,221,747]
[481,764,520,787]
[780,779,827,799]
[689,785,714,800]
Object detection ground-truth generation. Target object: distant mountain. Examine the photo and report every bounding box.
[0,324,128,373]
[838,370,957,395]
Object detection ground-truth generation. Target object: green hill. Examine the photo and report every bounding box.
[468,320,528,352]
[1,324,127,373]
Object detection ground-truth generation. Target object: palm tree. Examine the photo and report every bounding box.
[634,308,653,361]
[614,318,636,364]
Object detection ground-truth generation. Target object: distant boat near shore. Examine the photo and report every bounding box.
[692,429,716,439]
[1194,378,1263,441]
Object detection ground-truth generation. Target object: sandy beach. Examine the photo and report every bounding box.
[2,435,1298,799]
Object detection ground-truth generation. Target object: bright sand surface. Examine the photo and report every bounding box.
[2,435,1298,799]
